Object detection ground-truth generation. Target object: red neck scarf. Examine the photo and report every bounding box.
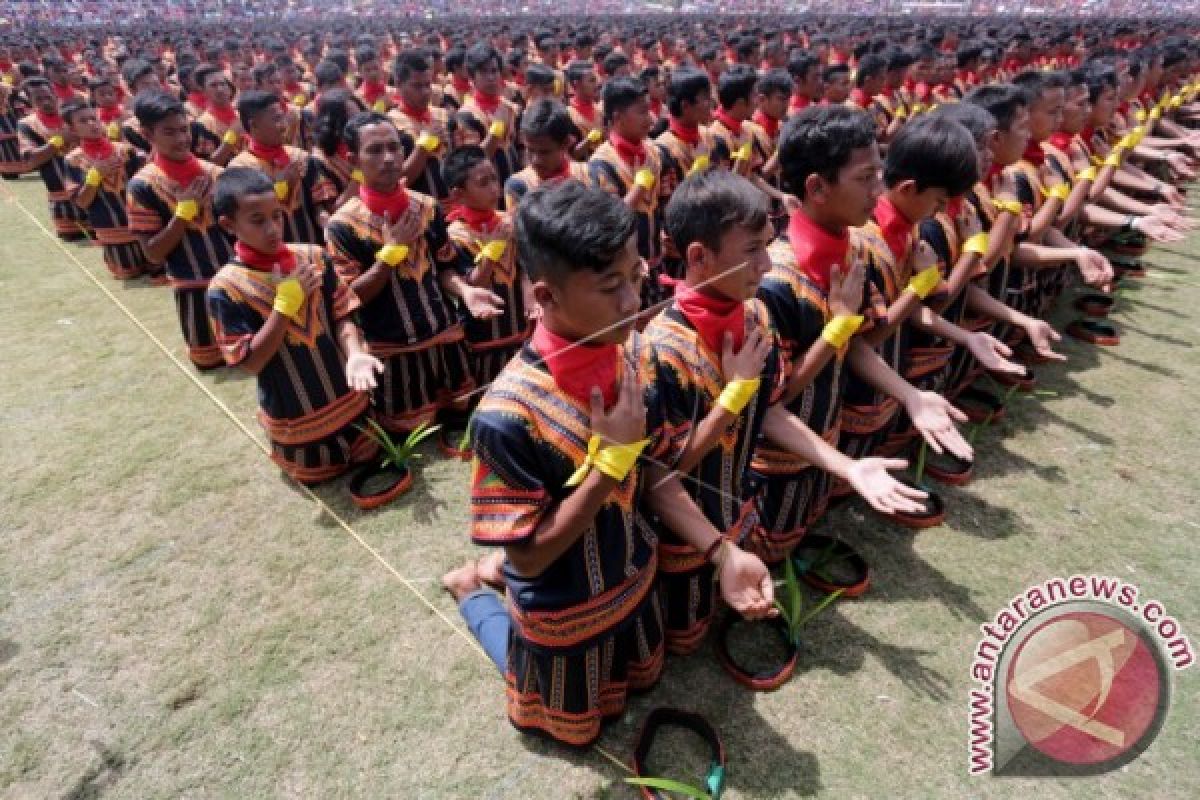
[1078,126,1096,155]
[51,82,76,101]
[530,322,619,409]
[1046,131,1074,153]
[472,89,501,115]
[359,182,409,220]
[1022,140,1046,167]
[335,142,350,160]
[450,74,471,94]
[752,110,779,138]
[609,130,646,166]
[714,108,742,137]
[208,103,237,126]
[35,110,64,131]
[398,99,430,124]
[97,104,123,124]
[235,241,296,274]
[945,196,964,221]
[880,87,895,100]
[664,276,746,355]
[187,91,208,111]
[447,205,499,232]
[153,152,205,186]
[848,88,869,108]
[787,209,848,294]
[648,98,663,118]
[540,157,573,183]
[669,117,699,147]
[0,60,11,72]
[247,137,290,168]
[570,97,598,125]
[80,136,114,160]
[986,163,1005,188]
[789,94,812,112]
[1116,101,1131,116]
[874,194,914,265]
[361,80,388,103]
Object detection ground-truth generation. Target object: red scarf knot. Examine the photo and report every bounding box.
[530,323,619,409]
[609,130,647,166]
[668,117,700,147]
[787,209,849,294]
[248,137,290,169]
[359,183,410,220]
[874,194,915,265]
[714,108,743,137]
[752,110,779,138]
[153,152,206,187]
[235,241,297,274]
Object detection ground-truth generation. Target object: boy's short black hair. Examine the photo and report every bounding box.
[251,62,277,87]
[60,99,91,125]
[965,84,1027,131]
[193,63,224,90]
[444,46,466,73]
[929,101,996,145]
[602,51,629,76]
[516,181,636,284]
[716,64,757,110]
[1012,69,1070,105]
[442,145,488,190]
[343,110,394,154]
[525,63,557,89]
[564,59,593,87]
[883,115,979,196]
[448,110,486,141]
[855,54,887,86]
[602,76,647,125]
[236,89,280,131]
[664,170,770,255]
[133,90,187,131]
[214,166,276,219]
[666,67,712,118]
[393,50,430,84]
[787,52,819,82]
[313,59,344,90]
[465,43,502,77]
[778,105,877,199]
[520,98,575,143]
[121,57,155,89]
[757,68,794,99]
[823,63,850,83]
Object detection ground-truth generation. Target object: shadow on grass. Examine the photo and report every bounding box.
[0,637,17,664]
[62,741,129,800]
[1116,294,1188,319]
[1115,320,1195,348]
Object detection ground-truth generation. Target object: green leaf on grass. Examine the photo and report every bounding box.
[625,776,712,798]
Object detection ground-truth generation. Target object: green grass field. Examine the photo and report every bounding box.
[1,173,1197,799]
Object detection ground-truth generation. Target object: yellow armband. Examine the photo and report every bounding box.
[372,99,388,113]
[476,240,506,263]
[634,168,656,190]
[732,142,753,162]
[1104,149,1124,168]
[0,74,12,86]
[84,167,103,188]
[273,180,289,201]
[962,232,989,256]
[586,128,603,144]
[992,199,1023,215]
[417,132,440,153]
[717,377,761,415]
[222,129,239,147]
[689,154,710,175]
[1135,109,1147,122]
[273,278,305,320]
[48,134,65,150]
[1075,165,1098,183]
[174,199,199,222]
[1150,107,1162,121]
[293,93,308,107]
[350,168,365,184]
[488,120,507,138]
[565,435,651,487]
[907,265,942,299]
[820,314,865,349]
[106,121,122,141]
[376,243,409,267]
[1169,96,1182,110]
[894,106,908,120]
[1041,183,1070,202]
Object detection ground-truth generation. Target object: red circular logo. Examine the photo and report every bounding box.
[1005,611,1163,765]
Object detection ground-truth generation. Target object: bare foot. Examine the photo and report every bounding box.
[441,562,483,602]
[476,551,506,590]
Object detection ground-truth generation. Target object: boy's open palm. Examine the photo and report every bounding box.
[719,547,776,621]
[829,259,865,317]
[721,328,770,383]
[590,360,645,447]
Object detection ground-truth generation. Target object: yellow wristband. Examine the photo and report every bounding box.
[732,142,753,162]
[1042,183,1070,202]
[273,180,289,201]
[106,121,122,141]
[372,99,388,113]
[907,265,942,299]
[586,128,603,144]
[689,154,710,175]
[293,93,307,107]
[0,74,12,86]
[476,240,506,263]
[1104,149,1123,168]
[992,199,1023,215]
[417,132,440,153]
[1135,109,1147,122]
[717,377,761,415]
[84,167,103,188]
[488,120,507,138]
[350,168,365,184]
[223,129,239,146]
[273,277,305,320]
[634,168,656,190]
[49,134,65,150]
[820,314,865,349]
[894,106,908,120]
[174,199,199,222]
[376,244,409,267]
[962,232,989,256]
[1150,108,1162,121]
[565,435,651,487]
[1075,165,1098,183]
